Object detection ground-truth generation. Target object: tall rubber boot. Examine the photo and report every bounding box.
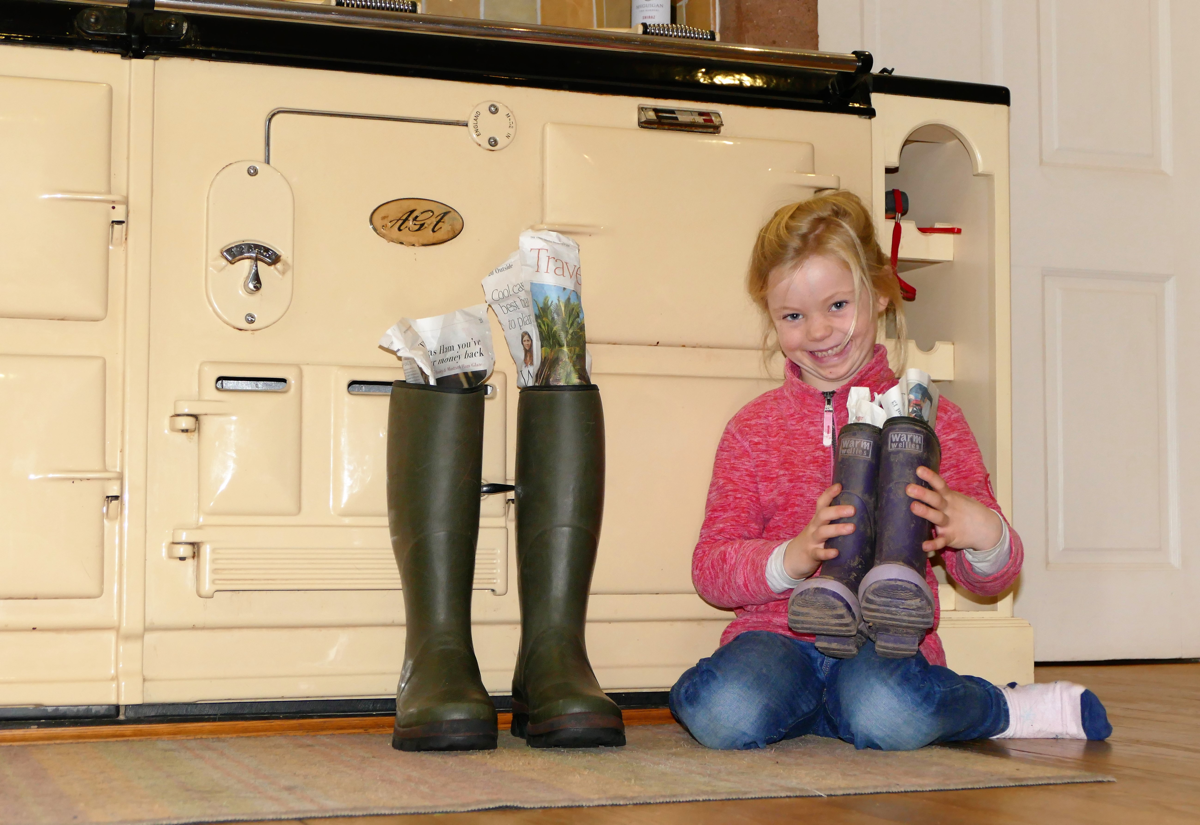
[858,416,941,659]
[511,385,626,748]
[387,381,498,751]
[787,422,881,658]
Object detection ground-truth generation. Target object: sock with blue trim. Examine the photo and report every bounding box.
[992,681,1112,740]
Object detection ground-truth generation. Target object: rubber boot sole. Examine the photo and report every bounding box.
[787,580,864,659]
[391,718,498,752]
[510,703,626,748]
[819,627,871,659]
[859,563,934,659]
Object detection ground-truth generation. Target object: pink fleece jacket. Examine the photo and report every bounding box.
[692,344,1023,666]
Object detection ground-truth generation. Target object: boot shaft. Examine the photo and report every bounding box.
[515,385,605,533]
[821,422,882,583]
[875,416,941,571]
[387,381,485,637]
[514,385,605,635]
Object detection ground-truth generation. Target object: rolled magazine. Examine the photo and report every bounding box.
[520,229,590,386]
[484,229,592,386]
[903,368,939,426]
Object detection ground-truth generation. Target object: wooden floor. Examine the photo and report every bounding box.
[242,663,1197,825]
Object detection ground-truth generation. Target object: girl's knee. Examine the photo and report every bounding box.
[670,664,772,749]
[832,653,939,750]
[670,632,812,750]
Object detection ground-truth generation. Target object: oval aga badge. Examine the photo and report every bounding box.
[370,198,464,246]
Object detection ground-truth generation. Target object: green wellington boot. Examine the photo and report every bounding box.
[387,381,498,751]
[511,385,626,748]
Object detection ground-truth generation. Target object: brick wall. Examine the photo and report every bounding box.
[717,0,816,48]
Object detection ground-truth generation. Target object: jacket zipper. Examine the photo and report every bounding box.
[822,390,835,448]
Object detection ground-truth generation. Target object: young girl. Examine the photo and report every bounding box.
[669,191,1112,751]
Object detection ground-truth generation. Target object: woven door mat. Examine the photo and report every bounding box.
[0,724,1112,825]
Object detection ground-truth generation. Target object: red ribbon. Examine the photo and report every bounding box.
[890,189,917,302]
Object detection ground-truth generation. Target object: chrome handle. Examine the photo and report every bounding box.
[29,471,121,498]
[29,471,121,481]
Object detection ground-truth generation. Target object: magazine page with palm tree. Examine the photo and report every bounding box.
[531,284,587,384]
[519,229,589,386]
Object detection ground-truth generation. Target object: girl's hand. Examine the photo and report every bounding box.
[783,483,856,579]
[907,467,1003,556]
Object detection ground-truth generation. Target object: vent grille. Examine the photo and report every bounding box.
[196,541,506,597]
[335,0,419,12]
[639,23,716,41]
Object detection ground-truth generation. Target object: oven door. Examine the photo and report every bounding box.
[0,49,130,708]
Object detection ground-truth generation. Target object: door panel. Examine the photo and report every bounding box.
[0,46,129,704]
[0,630,117,704]
[192,362,302,517]
[270,113,536,324]
[0,354,110,598]
[0,75,117,322]
[332,367,507,519]
[333,366,404,517]
[590,353,779,595]
[543,124,833,349]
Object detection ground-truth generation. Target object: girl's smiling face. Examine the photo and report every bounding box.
[767,253,888,391]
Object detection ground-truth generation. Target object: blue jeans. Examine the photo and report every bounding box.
[669,631,1008,751]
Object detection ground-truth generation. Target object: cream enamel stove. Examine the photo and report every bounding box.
[0,0,1025,718]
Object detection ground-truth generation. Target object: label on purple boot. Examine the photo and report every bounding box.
[887,430,926,453]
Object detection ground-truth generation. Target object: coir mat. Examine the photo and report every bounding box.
[0,724,1112,825]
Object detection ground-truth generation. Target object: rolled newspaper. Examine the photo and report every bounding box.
[848,372,939,429]
[482,251,539,388]
[877,383,907,420]
[378,318,434,384]
[380,304,495,388]
[847,386,886,427]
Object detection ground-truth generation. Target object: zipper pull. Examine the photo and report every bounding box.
[822,391,835,447]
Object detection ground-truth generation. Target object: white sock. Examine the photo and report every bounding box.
[991,681,1087,740]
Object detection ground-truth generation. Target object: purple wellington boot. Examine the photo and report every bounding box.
[788,422,881,658]
[858,416,941,659]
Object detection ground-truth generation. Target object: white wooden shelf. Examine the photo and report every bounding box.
[893,219,957,267]
[885,338,954,381]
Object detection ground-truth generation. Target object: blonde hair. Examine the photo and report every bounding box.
[748,190,905,373]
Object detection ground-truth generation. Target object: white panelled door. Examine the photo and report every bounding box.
[820,0,1199,660]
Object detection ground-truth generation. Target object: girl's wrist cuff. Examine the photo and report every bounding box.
[766,541,805,593]
[962,516,1010,576]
